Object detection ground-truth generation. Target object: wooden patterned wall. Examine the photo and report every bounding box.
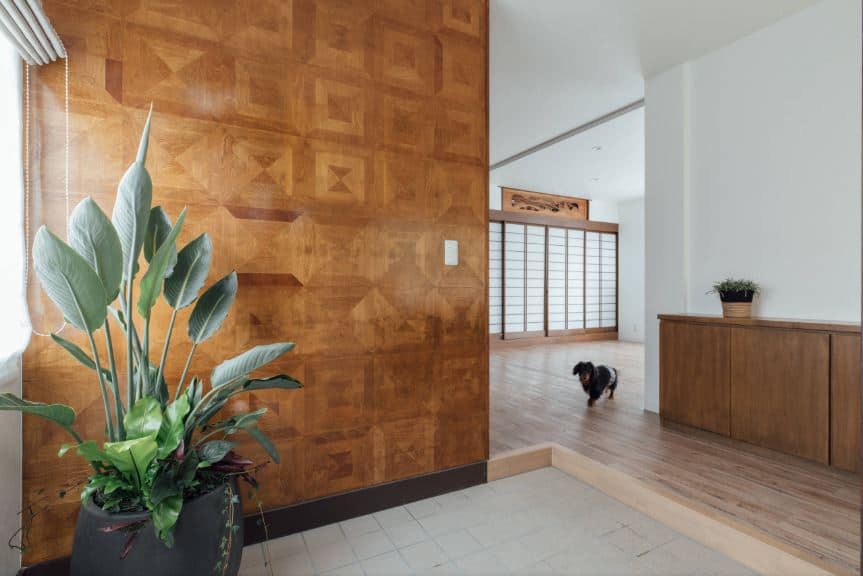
[21,0,488,563]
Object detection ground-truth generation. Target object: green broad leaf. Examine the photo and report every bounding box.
[188,271,238,344]
[210,343,295,388]
[151,494,182,548]
[165,234,212,310]
[207,408,267,435]
[123,397,163,440]
[68,198,124,302]
[143,207,178,278]
[134,362,167,403]
[83,474,134,502]
[0,393,76,428]
[100,476,133,496]
[243,374,303,392]
[150,469,180,506]
[185,377,202,410]
[246,426,280,464]
[112,107,154,282]
[177,450,199,485]
[153,363,168,404]
[108,307,127,331]
[197,440,234,466]
[156,395,190,459]
[138,209,187,319]
[194,374,302,430]
[76,440,107,463]
[33,227,108,333]
[103,437,158,482]
[50,333,114,382]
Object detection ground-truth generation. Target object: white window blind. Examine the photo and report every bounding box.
[525,225,545,333]
[585,232,601,328]
[566,229,584,330]
[488,221,502,334]
[547,228,566,331]
[600,232,617,328]
[503,223,525,334]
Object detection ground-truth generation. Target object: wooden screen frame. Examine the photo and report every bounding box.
[489,210,619,343]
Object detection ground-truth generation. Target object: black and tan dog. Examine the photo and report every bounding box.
[572,361,618,407]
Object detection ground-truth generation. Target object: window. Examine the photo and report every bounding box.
[488,218,617,339]
[489,222,503,335]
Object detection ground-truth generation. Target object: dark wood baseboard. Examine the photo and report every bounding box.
[245,461,487,544]
[18,461,487,576]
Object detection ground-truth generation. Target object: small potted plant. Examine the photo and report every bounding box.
[0,107,301,575]
[709,278,761,318]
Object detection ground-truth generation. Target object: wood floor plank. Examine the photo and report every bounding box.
[490,340,860,575]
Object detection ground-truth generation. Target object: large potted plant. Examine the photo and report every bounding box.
[0,107,301,576]
[709,278,761,318]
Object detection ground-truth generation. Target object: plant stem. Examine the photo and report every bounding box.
[124,281,135,410]
[158,308,178,399]
[87,330,115,442]
[142,316,151,397]
[183,381,220,437]
[63,426,84,444]
[176,343,197,401]
[191,427,225,448]
[104,323,125,440]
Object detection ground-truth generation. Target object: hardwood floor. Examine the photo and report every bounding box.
[490,339,861,575]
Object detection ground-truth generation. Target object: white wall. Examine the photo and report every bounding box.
[645,0,862,413]
[0,37,23,574]
[618,198,645,342]
[645,63,690,412]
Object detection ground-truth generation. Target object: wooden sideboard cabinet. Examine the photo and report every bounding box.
[659,314,861,471]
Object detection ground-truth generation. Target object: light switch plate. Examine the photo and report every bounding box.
[444,239,458,266]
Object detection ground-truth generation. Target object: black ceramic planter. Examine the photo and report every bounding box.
[70,481,243,576]
[718,290,755,303]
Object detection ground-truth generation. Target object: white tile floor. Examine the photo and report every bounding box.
[239,468,756,576]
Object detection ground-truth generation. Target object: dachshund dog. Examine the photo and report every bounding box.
[572,361,618,407]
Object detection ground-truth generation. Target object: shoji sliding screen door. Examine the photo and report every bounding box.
[488,216,618,341]
[500,223,546,338]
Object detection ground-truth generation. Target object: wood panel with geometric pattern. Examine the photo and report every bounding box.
[21,0,488,563]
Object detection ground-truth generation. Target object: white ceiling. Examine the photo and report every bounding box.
[490,0,822,168]
[490,106,644,204]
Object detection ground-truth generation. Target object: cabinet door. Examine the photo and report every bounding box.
[831,334,861,472]
[730,328,829,464]
[660,321,731,435]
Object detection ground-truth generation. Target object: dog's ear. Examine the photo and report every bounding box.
[573,362,584,375]
[584,361,594,373]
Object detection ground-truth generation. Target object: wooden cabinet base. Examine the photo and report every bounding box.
[658,315,860,470]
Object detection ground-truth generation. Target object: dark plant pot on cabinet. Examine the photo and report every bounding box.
[71,481,243,576]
